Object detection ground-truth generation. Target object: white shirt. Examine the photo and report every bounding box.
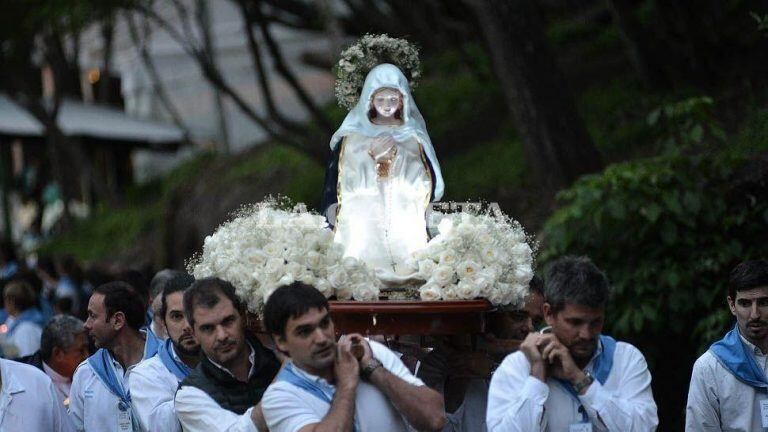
[0,358,75,432]
[69,352,141,432]
[486,340,658,432]
[174,345,261,432]
[262,340,425,432]
[129,344,188,432]
[43,360,72,405]
[685,336,768,431]
[3,317,42,357]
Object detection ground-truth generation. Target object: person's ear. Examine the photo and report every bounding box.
[727,296,737,316]
[543,302,555,326]
[273,333,290,355]
[111,311,126,331]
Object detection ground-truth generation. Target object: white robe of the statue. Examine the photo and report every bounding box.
[335,132,432,275]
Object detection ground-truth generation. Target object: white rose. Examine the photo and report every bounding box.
[263,242,283,257]
[457,280,480,299]
[510,243,532,260]
[442,284,460,300]
[296,273,316,286]
[352,283,378,301]
[418,283,442,301]
[327,265,349,289]
[431,265,455,286]
[439,251,457,266]
[480,246,499,263]
[456,260,481,279]
[306,251,323,269]
[349,269,368,284]
[438,218,454,236]
[314,279,334,298]
[342,256,359,272]
[513,266,533,285]
[335,285,353,300]
[284,262,303,278]
[418,260,437,277]
[264,257,284,275]
[277,274,295,287]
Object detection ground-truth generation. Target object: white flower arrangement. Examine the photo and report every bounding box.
[411,211,535,307]
[188,200,381,314]
[334,34,421,109]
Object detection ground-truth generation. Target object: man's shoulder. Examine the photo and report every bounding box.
[691,350,719,374]
[131,354,166,379]
[1,358,50,382]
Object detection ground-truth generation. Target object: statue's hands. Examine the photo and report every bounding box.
[369,136,398,161]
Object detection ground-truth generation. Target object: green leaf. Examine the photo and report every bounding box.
[661,220,678,244]
[690,124,704,143]
[647,109,661,126]
[642,203,662,223]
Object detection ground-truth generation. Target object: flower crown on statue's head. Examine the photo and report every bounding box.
[334,34,421,110]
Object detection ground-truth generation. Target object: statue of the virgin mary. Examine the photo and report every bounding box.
[322,61,444,283]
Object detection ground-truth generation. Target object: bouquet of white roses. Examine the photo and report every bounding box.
[412,211,534,307]
[189,200,381,314]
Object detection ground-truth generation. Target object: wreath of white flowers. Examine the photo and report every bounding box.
[334,34,421,110]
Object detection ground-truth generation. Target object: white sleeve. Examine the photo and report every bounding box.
[68,365,87,432]
[369,340,424,386]
[578,343,659,432]
[486,352,548,432]
[174,385,258,432]
[129,366,181,432]
[685,353,722,431]
[48,377,76,432]
[262,383,323,432]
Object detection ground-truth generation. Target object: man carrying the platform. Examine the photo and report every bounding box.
[261,282,446,432]
[69,281,152,431]
[486,256,658,431]
[129,273,196,432]
[686,260,768,431]
[174,277,281,432]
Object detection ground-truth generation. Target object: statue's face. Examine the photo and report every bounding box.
[371,88,402,118]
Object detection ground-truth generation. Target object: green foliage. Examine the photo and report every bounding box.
[750,11,768,32]
[441,126,526,201]
[540,149,768,349]
[647,96,726,154]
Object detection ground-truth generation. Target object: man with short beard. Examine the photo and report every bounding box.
[129,273,197,432]
[175,278,280,432]
[486,256,658,431]
[686,260,768,431]
[70,281,151,431]
[261,282,446,432]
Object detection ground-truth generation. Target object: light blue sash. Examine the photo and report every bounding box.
[142,326,161,360]
[6,308,44,337]
[554,335,617,423]
[276,363,359,432]
[87,349,142,431]
[158,339,192,381]
[710,325,768,390]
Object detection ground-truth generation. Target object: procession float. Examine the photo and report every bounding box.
[188,35,535,336]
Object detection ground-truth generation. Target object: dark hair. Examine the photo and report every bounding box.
[3,280,36,311]
[40,315,85,361]
[116,269,150,302]
[729,260,768,299]
[529,274,544,296]
[263,282,330,337]
[160,273,195,320]
[93,281,146,332]
[183,277,244,327]
[544,256,610,313]
[151,269,186,299]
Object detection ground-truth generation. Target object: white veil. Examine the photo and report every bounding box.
[329,63,445,201]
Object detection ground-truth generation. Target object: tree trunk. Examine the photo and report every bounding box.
[607,0,669,89]
[466,0,603,191]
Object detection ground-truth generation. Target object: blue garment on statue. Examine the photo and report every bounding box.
[710,324,768,390]
[157,338,191,381]
[553,335,617,423]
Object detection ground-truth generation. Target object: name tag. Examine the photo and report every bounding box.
[760,399,768,428]
[117,410,132,431]
[570,423,592,432]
